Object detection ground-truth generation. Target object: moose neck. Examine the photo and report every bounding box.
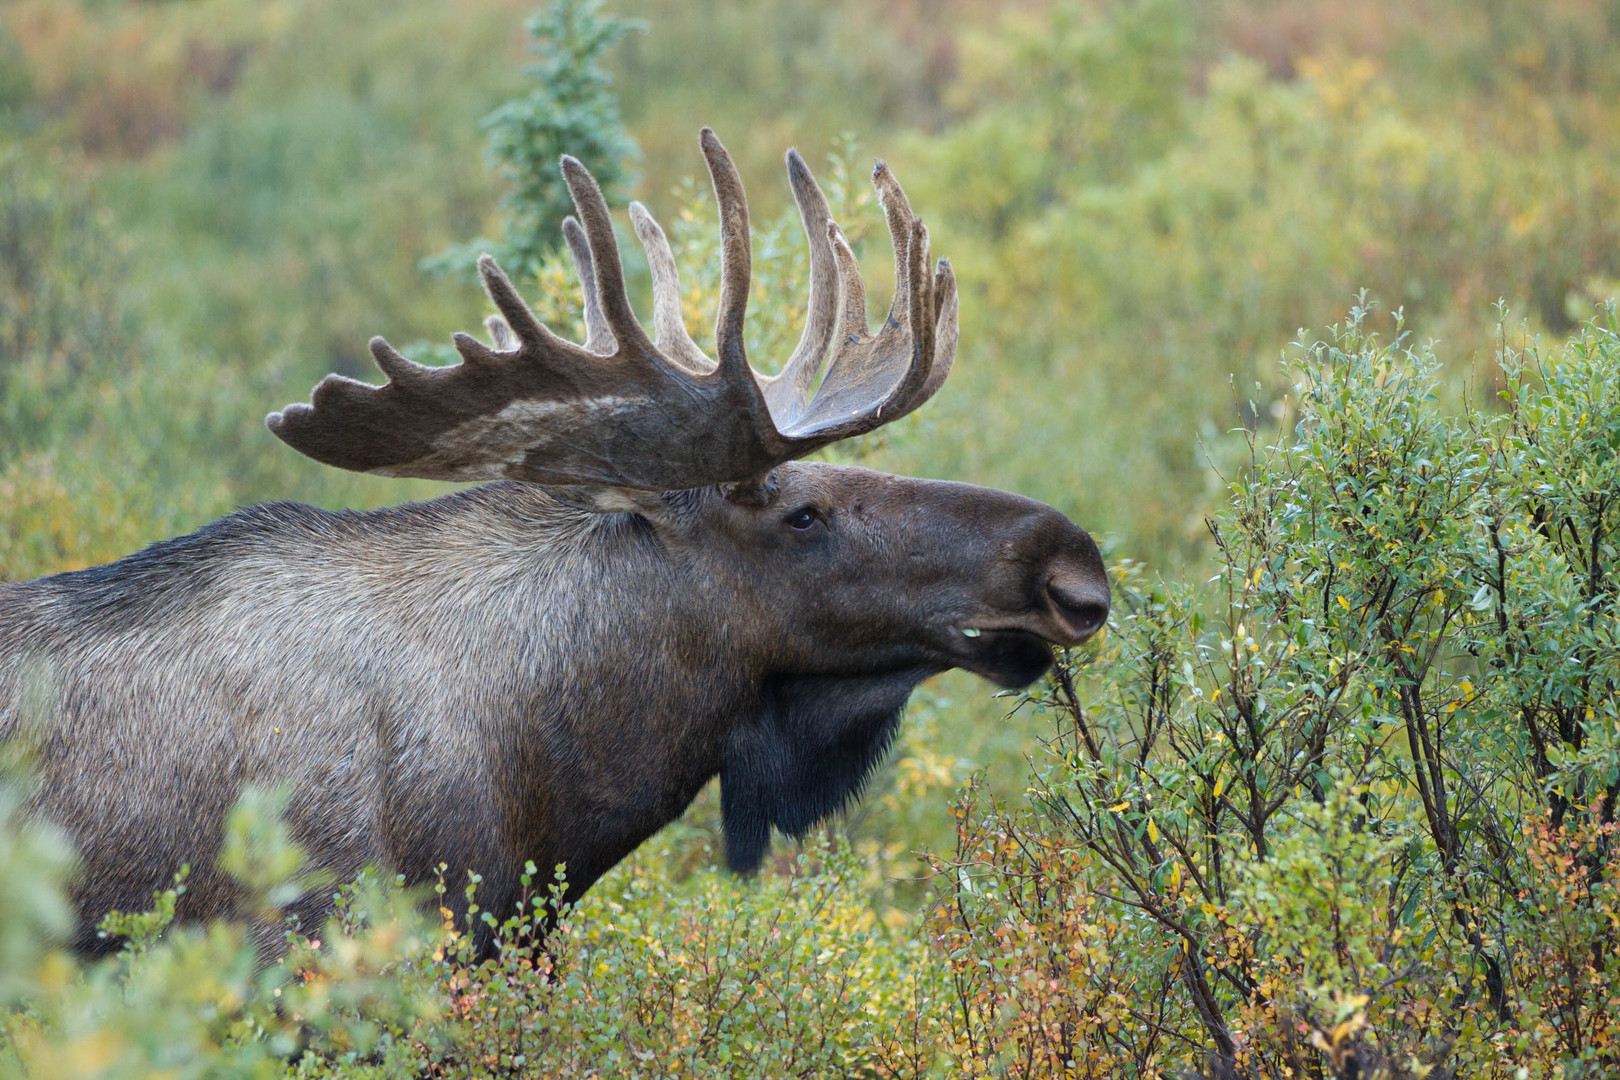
[462,488,754,895]
[397,484,909,900]
[471,485,935,892]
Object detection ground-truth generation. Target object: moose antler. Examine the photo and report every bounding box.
[267,129,958,491]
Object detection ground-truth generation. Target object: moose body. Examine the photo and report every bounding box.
[0,131,1108,951]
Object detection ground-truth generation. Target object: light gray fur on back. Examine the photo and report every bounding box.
[0,484,740,947]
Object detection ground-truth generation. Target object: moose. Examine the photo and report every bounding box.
[0,130,1108,953]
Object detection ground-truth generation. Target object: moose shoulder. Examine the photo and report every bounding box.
[0,130,1107,954]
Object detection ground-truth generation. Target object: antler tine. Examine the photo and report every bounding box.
[628,201,715,375]
[451,302,519,368]
[857,239,958,423]
[450,330,500,368]
[774,162,948,440]
[759,149,839,426]
[559,155,656,358]
[561,216,615,355]
[887,215,936,412]
[484,315,517,352]
[828,222,869,339]
[368,336,434,385]
[919,257,958,403]
[698,128,753,383]
[914,220,937,358]
[872,161,915,328]
[476,255,554,349]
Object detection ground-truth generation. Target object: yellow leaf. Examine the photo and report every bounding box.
[1338,595,1351,611]
[1107,802,1129,813]
[1212,775,1225,799]
[1147,819,1159,844]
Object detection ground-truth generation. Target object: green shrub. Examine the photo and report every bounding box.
[934,304,1620,1078]
[410,839,943,1078]
[0,772,945,1078]
[424,0,644,284]
[0,772,446,1080]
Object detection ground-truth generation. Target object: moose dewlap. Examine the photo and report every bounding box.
[0,129,1108,955]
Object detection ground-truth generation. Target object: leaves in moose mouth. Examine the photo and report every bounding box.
[958,629,1056,689]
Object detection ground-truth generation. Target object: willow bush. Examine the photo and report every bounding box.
[935,303,1620,1078]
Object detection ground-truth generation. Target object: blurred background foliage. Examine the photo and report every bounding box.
[3,0,1617,570]
[1,0,1619,1074]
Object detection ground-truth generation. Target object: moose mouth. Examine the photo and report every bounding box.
[952,628,1056,688]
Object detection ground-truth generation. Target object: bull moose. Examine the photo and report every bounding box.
[0,130,1109,953]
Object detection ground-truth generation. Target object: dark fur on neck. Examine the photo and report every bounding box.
[719,667,936,872]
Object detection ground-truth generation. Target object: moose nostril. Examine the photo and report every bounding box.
[1046,580,1110,640]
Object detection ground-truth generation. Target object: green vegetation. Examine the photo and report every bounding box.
[2,0,1618,1075]
[424,0,644,282]
[939,309,1620,1076]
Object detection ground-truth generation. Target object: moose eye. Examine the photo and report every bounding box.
[785,507,822,532]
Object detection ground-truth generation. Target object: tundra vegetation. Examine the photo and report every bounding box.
[1,0,1618,1077]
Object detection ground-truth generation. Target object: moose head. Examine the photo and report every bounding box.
[1,129,1107,950]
